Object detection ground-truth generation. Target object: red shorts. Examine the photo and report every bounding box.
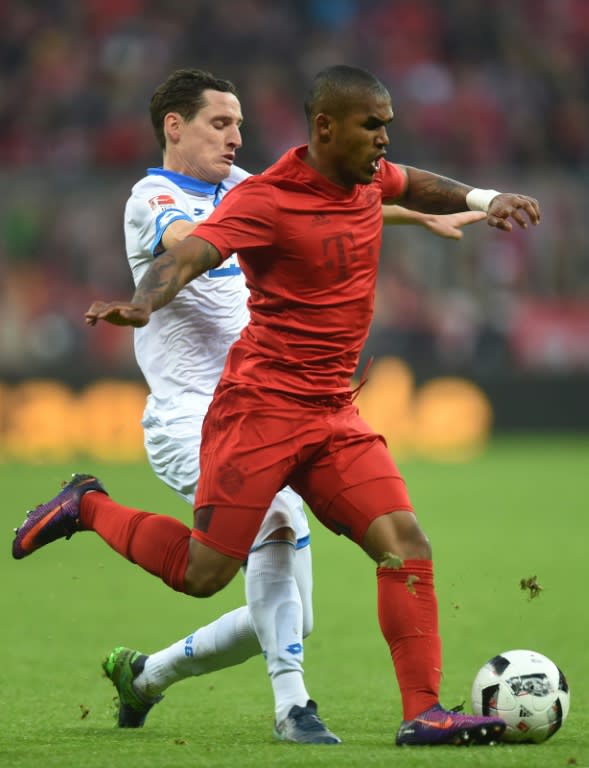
[193,384,413,560]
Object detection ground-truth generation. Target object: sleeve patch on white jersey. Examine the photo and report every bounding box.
[149,194,178,212]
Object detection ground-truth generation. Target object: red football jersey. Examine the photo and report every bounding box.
[192,145,406,396]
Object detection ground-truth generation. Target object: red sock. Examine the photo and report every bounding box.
[377,560,441,720]
[80,492,190,593]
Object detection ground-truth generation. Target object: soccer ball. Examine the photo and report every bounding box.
[471,649,570,743]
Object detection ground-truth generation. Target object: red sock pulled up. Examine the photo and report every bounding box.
[377,559,441,720]
[81,491,190,592]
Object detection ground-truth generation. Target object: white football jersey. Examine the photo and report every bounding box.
[124,166,250,410]
[124,164,310,546]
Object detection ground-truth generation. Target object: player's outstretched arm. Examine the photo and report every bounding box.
[395,166,541,231]
[85,236,222,327]
[382,206,486,240]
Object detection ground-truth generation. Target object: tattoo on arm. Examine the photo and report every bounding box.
[133,238,222,311]
[134,252,181,309]
[404,168,471,213]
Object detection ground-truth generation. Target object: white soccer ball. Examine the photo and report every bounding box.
[471,649,570,743]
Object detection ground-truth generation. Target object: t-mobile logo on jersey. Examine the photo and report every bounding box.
[322,232,360,280]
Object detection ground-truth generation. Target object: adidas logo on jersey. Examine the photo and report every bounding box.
[310,213,330,226]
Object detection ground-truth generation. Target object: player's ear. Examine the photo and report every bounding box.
[164,112,183,145]
[315,113,332,143]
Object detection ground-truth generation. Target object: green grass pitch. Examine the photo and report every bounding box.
[1,435,587,768]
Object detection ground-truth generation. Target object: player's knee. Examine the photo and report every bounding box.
[183,568,229,597]
[410,530,432,560]
[398,516,432,558]
[184,542,242,597]
[263,525,296,544]
[363,510,432,562]
[399,519,432,560]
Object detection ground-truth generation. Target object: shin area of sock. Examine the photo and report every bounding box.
[377,560,442,720]
[80,493,190,591]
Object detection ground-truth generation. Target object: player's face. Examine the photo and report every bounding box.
[328,93,393,187]
[169,90,243,184]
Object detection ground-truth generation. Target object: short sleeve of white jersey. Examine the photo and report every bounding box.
[124,176,193,286]
[124,166,250,286]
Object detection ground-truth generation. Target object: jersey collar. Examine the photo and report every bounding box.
[288,146,360,199]
[147,167,224,197]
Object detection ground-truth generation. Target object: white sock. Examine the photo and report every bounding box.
[134,605,260,699]
[245,542,310,722]
[294,544,314,639]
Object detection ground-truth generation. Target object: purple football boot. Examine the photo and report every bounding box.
[396,703,505,746]
[12,473,106,559]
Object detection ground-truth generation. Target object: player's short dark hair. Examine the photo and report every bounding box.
[304,65,389,125]
[150,69,239,150]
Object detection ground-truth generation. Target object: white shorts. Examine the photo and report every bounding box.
[142,397,310,551]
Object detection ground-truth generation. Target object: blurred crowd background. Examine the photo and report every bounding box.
[1,0,588,428]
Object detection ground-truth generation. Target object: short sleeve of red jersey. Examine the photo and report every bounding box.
[379,161,407,203]
[188,178,276,262]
